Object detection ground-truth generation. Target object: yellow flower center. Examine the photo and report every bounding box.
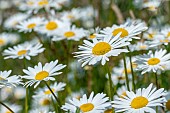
[5,111,12,113]
[46,21,58,30]
[120,91,127,98]
[167,32,170,38]
[92,42,111,55]
[89,34,96,39]
[160,39,169,43]
[35,71,49,80]
[38,0,48,6]
[131,96,148,109]
[44,88,55,95]
[27,1,34,5]
[148,6,156,11]
[0,76,6,81]
[166,100,170,110]
[17,50,27,56]
[40,98,50,106]
[123,68,131,74]
[139,45,147,49]
[64,31,75,38]
[0,39,5,45]
[80,103,94,112]
[112,28,129,38]
[104,109,113,113]
[148,33,154,39]
[27,23,36,29]
[147,58,160,65]
[67,15,74,19]
[132,62,137,68]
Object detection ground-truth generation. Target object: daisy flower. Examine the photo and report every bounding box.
[19,0,54,14]
[161,26,170,39]
[22,60,66,88]
[35,19,69,36]
[0,103,21,113]
[143,28,159,40]
[14,86,26,99]
[74,34,130,67]
[0,33,20,47]
[33,82,66,98]
[3,42,45,60]
[29,108,54,113]
[0,70,22,88]
[112,83,166,113]
[98,20,147,41]
[16,17,45,33]
[61,8,81,22]
[62,92,111,113]
[52,25,86,41]
[32,96,51,108]
[85,27,101,40]
[165,91,170,112]
[135,49,170,74]
[4,13,29,29]
[143,0,161,12]
[129,41,151,51]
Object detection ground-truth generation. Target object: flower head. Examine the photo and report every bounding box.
[113,83,167,113]
[22,60,66,88]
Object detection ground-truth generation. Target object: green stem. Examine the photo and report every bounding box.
[25,88,28,113]
[127,46,136,92]
[24,59,28,113]
[76,107,81,113]
[44,81,61,108]
[105,62,114,101]
[123,54,130,91]
[154,73,159,89]
[51,97,58,113]
[0,101,14,113]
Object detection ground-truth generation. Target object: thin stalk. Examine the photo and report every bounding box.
[0,101,14,113]
[76,107,81,113]
[123,54,130,91]
[127,46,136,92]
[51,97,58,113]
[44,81,61,108]
[24,59,28,113]
[154,73,159,89]
[105,62,114,101]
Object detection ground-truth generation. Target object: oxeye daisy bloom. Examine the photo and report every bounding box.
[33,82,66,98]
[52,25,85,41]
[143,28,159,40]
[29,108,54,113]
[22,60,66,88]
[74,34,130,67]
[3,42,45,60]
[98,21,147,41]
[129,41,151,51]
[4,13,29,29]
[35,19,69,36]
[16,17,45,33]
[33,96,51,107]
[135,49,170,74]
[62,92,111,113]
[0,103,21,113]
[61,8,81,22]
[0,33,20,47]
[161,27,170,39]
[143,0,161,12]
[112,83,167,113]
[85,27,101,40]
[0,70,22,88]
